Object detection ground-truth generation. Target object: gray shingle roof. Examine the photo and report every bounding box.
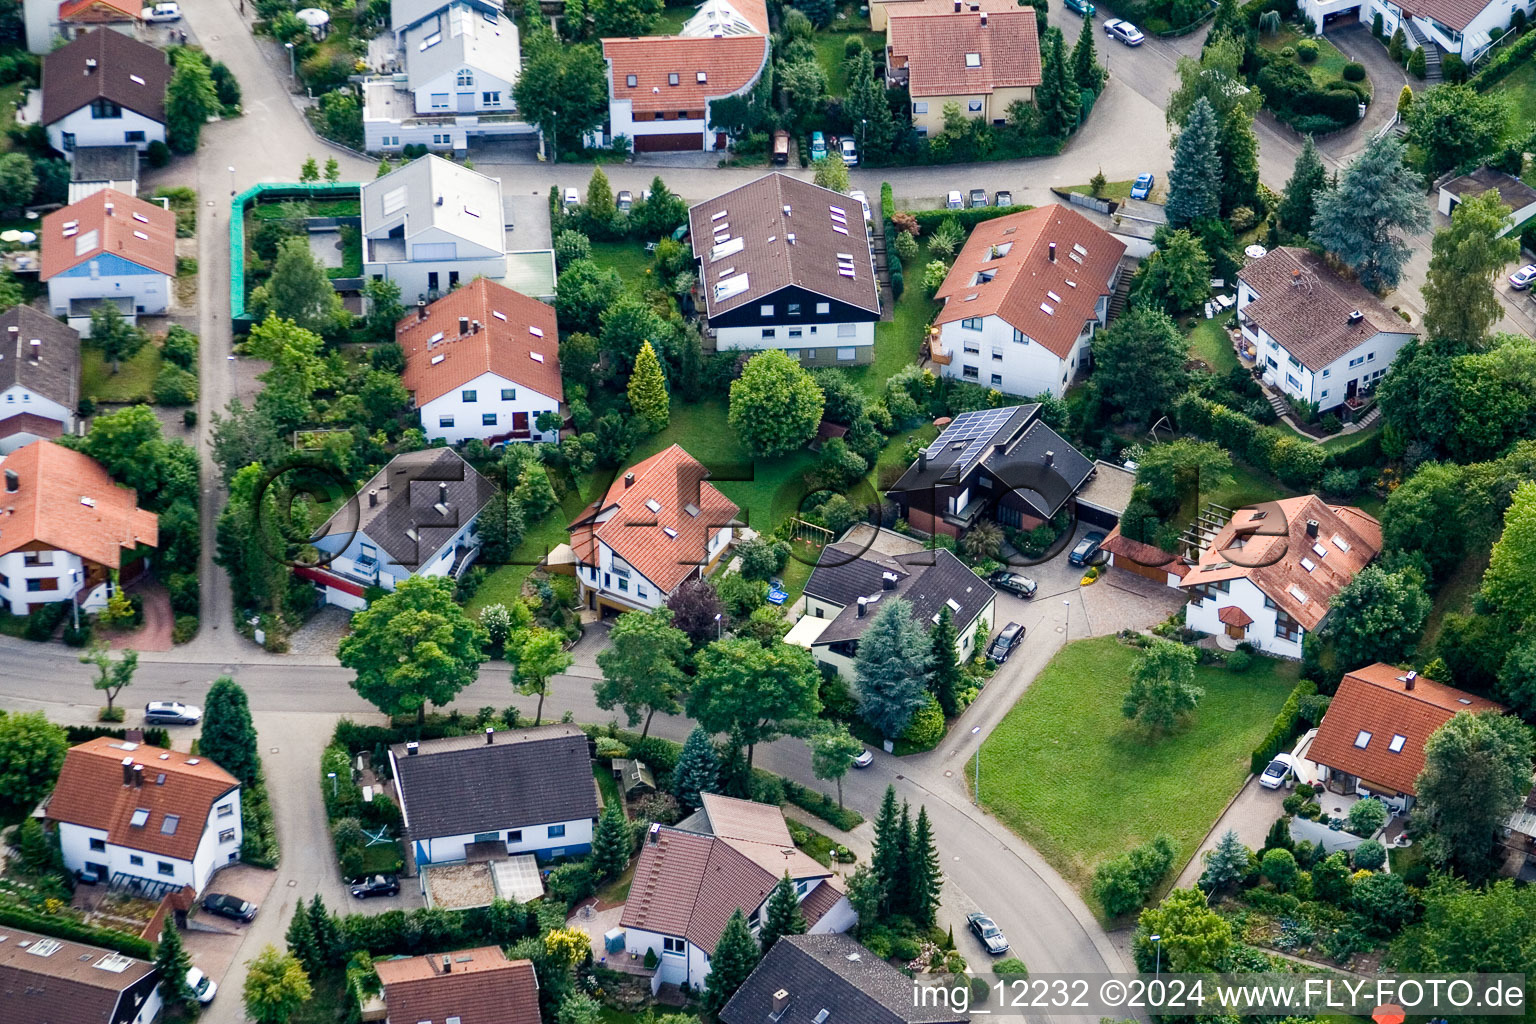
[802,544,992,645]
[392,0,502,35]
[390,725,599,840]
[69,146,139,184]
[0,305,80,410]
[722,934,968,1024]
[361,155,507,258]
[404,5,520,97]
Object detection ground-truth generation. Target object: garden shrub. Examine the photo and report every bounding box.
[1250,679,1318,773]
[1296,39,1319,62]
[153,365,198,405]
[1352,839,1386,871]
[546,862,597,905]
[1090,834,1176,916]
[172,615,199,644]
[994,957,1028,976]
[900,698,945,749]
[1226,649,1253,673]
[1282,793,1305,815]
[1342,61,1366,81]
[1346,797,1388,836]
[892,936,923,962]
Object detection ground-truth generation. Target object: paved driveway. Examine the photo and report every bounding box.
[1172,774,1288,888]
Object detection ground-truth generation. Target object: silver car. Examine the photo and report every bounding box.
[145,700,201,725]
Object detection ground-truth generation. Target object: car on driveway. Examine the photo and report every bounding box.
[1068,530,1106,567]
[1259,754,1298,790]
[987,570,1037,599]
[202,892,257,923]
[186,967,218,1004]
[994,190,1013,208]
[562,187,579,208]
[1104,18,1144,44]
[849,189,872,221]
[946,190,964,210]
[1130,173,1155,200]
[987,621,1024,663]
[968,912,1010,955]
[810,131,828,161]
[1509,264,1536,290]
[969,188,988,208]
[854,749,874,768]
[350,874,401,899]
[144,700,200,725]
[1063,0,1095,14]
[840,136,859,166]
[141,2,180,19]
[617,190,633,211]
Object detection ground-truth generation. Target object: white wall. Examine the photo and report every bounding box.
[935,313,1082,399]
[312,514,481,608]
[418,370,560,445]
[413,816,595,865]
[715,320,873,354]
[47,270,169,317]
[0,548,89,615]
[0,385,72,430]
[413,65,517,118]
[58,788,240,895]
[47,106,164,158]
[365,254,509,306]
[580,526,733,609]
[1182,576,1305,658]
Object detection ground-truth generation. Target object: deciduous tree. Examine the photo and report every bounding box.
[594,608,688,738]
[1130,229,1212,315]
[0,152,36,212]
[165,56,219,153]
[0,711,66,815]
[1413,711,1534,878]
[81,642,137,717]
[728,350,824,457]
[855,598,931,740]
[812,155,849,193]
[1092,305,1189,421]
[808,722,863,808]
[1310,134,1429,292]
[666,578,725,648]
[243,946,312,1024]
[249,237,346,334]
[689,638,821,765]
[1121,638,1202,734]
[1406,83,1513,180]
[513,35,609,157]
[1422,190,1521,354]
[1132,888,1232,973]
[1321,565,1432,668]
[510,626,573,725]
[90,305,147,373]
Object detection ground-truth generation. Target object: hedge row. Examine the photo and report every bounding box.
[1172,392,1328,488]
[1250,678,1319,774]
[1469,29,1536,91]
[1321,428,1382,471]
[65,724,170,748]
[880,181,895,222]
[911,204,1034,231]
[0,904,154,960]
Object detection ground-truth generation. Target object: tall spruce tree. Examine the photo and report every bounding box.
[1070,17,1105,95]
[307,895,340,969]
[591,801,631,879]
[844,51,896,163]
[672,726,721,811]
[854,598,930,740]
[285,903,321,974]
[1277,135,1328,238]
[870,786,904,913]
[703,910,761,1014]
[626,339,670,432]
[1198,829,1250,892]
[1310,133,1429,292]
[1217,107,1260,216]
[1166,98,1222,227]
[200,676,261,788]
[155,921,195,1011]
[1037,28,1077,136]
[928,607,963,718]
[758,872,807,953]
[906,807,941,928]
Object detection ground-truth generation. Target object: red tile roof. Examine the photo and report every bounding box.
[602,35,769,114]
[1217,605,1253,627]
[1308,664,1505,796]
[568,444,739,594]
[0,440,158,568]
[887,8,1041,97]
[46,736,240,863]
[374,948,541,1024]
[397,278,563,406]
[934,205,1125,359]
[1101,524,1191,578]
[1398,0,1487,31]
[41,189,177,281]
[58,0,141,21]
[1177,495,1380,632]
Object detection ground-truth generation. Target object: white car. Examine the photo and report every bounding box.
[1259,753,1297,790]
[853,749,874,768]
[141,2,181,20]
[848,189,872,222]
[186,967,218,1004]
[562,187,579,208]
[1508,264,1536,290]
[946,190,964,210]
[1103,18,1145,44]
[839,136,859,166]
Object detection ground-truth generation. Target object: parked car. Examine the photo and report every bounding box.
[772,129,790,164]
[202,893,257,923]
[1130,173,1155,200]
[987,570,1037,599]
[840,136,859,166]
[967,912,1010,955]
[1259,754,1298,790]
[969,188,988,208]
[141,1,180,19]
[849,189,872,222]
[562,187,579,208]
[946,190,964,210]
[1063,0,1095,14]
[350,874,401,899]
[1068,531,1106,567]
[810,131,828,161]
[186,967,218,1004]
[1103,18,1145,44]
[854,749,874,768]
[1509,264,1536,290]
[144,700,201,725]
[994,190,1013,208]
[987,622,1025,663]
[616,190,633,211]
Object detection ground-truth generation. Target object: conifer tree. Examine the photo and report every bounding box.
[1310,134,1428,291]
[201,676,261,788]
[703,910,760,1014]
[1036,27,1076,136]
[307,895,340,968]
[906,807,941,928]
[155,921,195,1011]
[591,801,631,879]
[1277,134,1328,238]
[1069,17,1105,95]
[758,872,807,953]
[718,725,751,798]
[286,903,321,974]
[1217,106,1259,217]
[673,726,721,811]
[893,802,913,914]
[626,339,670,432]
[927,607,963,718]
[1166,98,1221,227]
[870,786,903,913]
[843,51,896,163]
[1198,829,1250,893]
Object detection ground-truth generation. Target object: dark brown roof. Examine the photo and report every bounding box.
[886,8,1041,98]
[0,924,159,1024]
[689,173,881,317]
[1238,247,1417,372]
[41,30,170,126]
[0,412,65,441]
[801,544,993,645]
[1439,166,1536,210]
[375,948,540,1024]
[0,305,80,409]
[1308,663,1504,796]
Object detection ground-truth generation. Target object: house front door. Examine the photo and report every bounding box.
[512,411,530,437]
[1347,378,1359,400]
[1225,622,1246,639]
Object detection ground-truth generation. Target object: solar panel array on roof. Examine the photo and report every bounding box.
[923,406,1015,479]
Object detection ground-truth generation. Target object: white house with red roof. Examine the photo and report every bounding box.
[1361,0,1519,62]
[568,444,738,615]
[46,735,243,894]
[399,278,562,446]
[931,204,1126,400]
[24,0,144,52]
[41,189,175,323]
[0,439,158,616]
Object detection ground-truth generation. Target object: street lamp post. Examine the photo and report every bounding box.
[1151,933,1162,979]
[327,772,337,798]
[714,613,722,641]
[228,165,235,197]
[971,725,981,804]
[1063,598,1071,640]
[284,41,296,79]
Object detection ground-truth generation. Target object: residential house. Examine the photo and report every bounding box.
[364,0,534,154]
[601,0,770,153]
[0,305,80,453]
[41,188,176,325]
[1073,459,1137,530]
[1237,247,1418,415]
[68,145,140,203]
[1308,663,1504,814]
[1363,0,1529,63]
[1436,166,1536,235]
[373,946,540,1024]
[885,404,1096,539]
[622,794,856,992]
[867,0,1015,30]
[688,173,882,363]
[42,30,169,157]
[46,735,243,895]
[387,725,601,870]
[0,440,157,616]
[24,0,143,54]
[1178,495,1382,658]
[0,924,162,1024]
[399,277,562,446]
[786,540,994,679]
[390,0,501,47]
[361,156,510,304]
[885,4,1041,136]
[303,447,495,610]
[930,205,1127,400]
[721,933,968,1024]
[568,444,739,615]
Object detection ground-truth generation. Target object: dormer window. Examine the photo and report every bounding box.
[668,73,680,85]
[965,52,981,67]
[626,74,637,87]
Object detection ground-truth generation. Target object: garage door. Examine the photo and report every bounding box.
[1075,498,1121,530]
[634,131,704,152]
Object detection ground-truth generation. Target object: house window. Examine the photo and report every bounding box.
[217,803,233,818]
[1321,368,1330,378]
[26,578,58,592]
[962,365,978,380]
[90,99,122,119]
[457,69,473,86]
[1285,374,1301,390]
[129,855,143,866]
[913,102,929,114]
[433,133,451,144]
[837,323,856,337]
[482,91,501,105]
[788,328,802,339]
[961,317,983,331]
[157,862,174,877]
[220,829,236,843]
[762,328,776,339]
[638,586,649,599]
[668,73,679,85]
[548,824,567,838]
[760,304,774,316]
[1320,390,1329,399]
[430,93,450,109]
[89,838,106,852]
[125,130,145,143]
[618,577,629,592]
[968,99,983,112]
[626,74,637,87]
[816,302,830,314]
[1012,329,1028,344]
[837,347,855,361]
[963,341,980,354]
[991,347,1003,361]
[462,389,477,402]
[24,552,53,567]
[507,829,523,843]
[482,413,497,426]
[1275,610,1301,643]
[439,416,455,428]
[663,937,686,955]
[654,112,665,120]
[991,373,1003,386]
[788,303,801,315]
[1354,730,1372,749]
[501,388,516,400]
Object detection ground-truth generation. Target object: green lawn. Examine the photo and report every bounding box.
[465,506,579,619]
[978,635,1299,895]
[1186,319,1238,375]
[594,761,622,810]
[1259,29,1370,97]
[250,197,361,220]
[653,2,694,34]
[1419,537,1491,657]
[589,239,656,287]
[1061,179,1151,203]
[81,341,163,404]
[846,238,940,399]
[814,31,886,97]
[1491,61,1536,124]
[0,82,25,153]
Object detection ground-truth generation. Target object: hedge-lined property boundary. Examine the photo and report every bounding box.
[1249,678,1318,774]
[0,905,154,960]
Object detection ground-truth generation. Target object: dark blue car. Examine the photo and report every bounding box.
[1130,173,1154,200]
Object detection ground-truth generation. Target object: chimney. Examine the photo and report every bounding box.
[980,10,988,24]
[881,572,897,591]
[417,300,427,321]
[442,955,451,973]
[458,316,469,335]
[1305,519,1318,537]
[648,822,661,844]
[787,233,796,245]
[85,58,97,73]
[485,726,494,744]
[772,991,791,1016]
[28,339,39,362]
[4,469,16,494]
[1044,450,1054,467]
[104,202,113,218]
[623,472,635,488]
[1048,242,1057,262]
[1404,671,1417,691]
[133,764,144,788]
[953,0,960,9]
[368,488,378,508]
[122,757,134,785]
[1347,310,1363,325]
[1291,268,1301,286]
[438,482,448,505]
[857,596,868,618]
[472,320,481,334]
[917,450,928,472]
[406,741,419,756]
